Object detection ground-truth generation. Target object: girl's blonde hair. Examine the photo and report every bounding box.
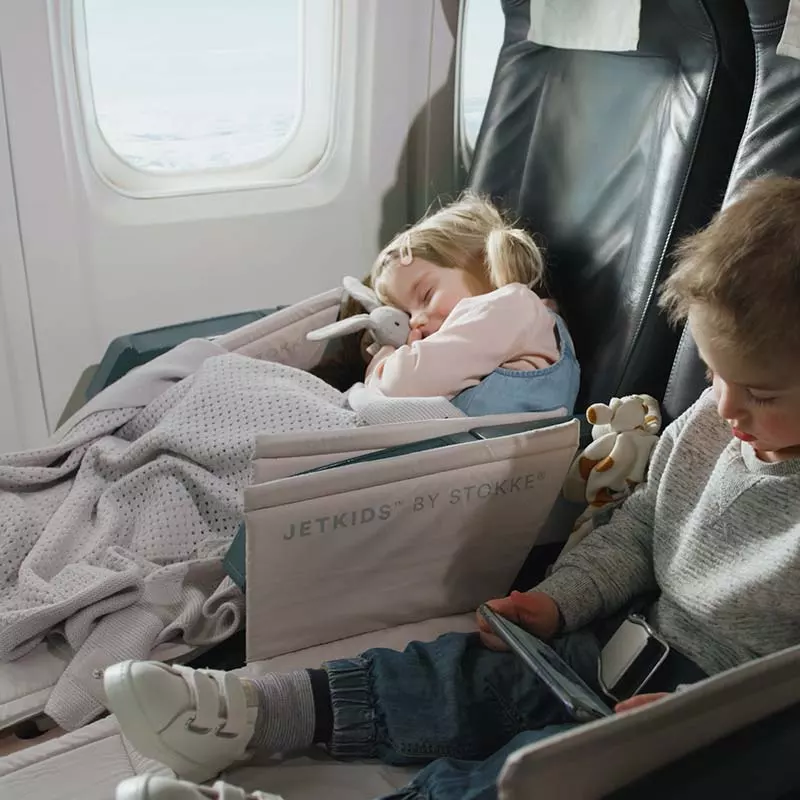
[371,192,546,303]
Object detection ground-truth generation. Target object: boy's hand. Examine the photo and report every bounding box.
[478,590,562,650]
[614,692,670,713]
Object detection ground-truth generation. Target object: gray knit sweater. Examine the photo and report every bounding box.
[537,389,800,676]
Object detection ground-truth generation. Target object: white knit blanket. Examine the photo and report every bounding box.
[0,347,461,729]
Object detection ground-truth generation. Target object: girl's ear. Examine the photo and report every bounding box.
[343,276,381,311]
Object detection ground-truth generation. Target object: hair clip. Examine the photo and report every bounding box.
[399,232,413,265]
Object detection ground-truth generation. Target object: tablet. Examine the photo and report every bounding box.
[478,604,613,722]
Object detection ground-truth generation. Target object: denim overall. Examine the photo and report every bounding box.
[450,313,580,417]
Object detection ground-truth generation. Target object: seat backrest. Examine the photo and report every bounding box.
[469,0,754,409]
[663,0,795,422]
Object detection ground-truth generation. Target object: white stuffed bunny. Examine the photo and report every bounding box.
[306,276,411,348]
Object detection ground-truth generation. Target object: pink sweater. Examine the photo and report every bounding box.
[366,283,559,399]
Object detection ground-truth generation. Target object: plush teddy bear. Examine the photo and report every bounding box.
[560,394,661,554]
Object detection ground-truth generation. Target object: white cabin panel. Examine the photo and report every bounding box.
[0,0,456,434]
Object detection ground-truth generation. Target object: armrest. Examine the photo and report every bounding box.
[85,307,282,401]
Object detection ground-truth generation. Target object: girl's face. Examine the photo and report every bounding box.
[379,259,484,338]
[689,307,800,461]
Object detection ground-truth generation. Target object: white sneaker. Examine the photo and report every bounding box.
[116,775,282,800]
[104,661,258,783]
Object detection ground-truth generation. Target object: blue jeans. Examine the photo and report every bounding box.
[323,630,601,800]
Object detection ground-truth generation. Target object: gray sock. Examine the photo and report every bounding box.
[242,671,316,754]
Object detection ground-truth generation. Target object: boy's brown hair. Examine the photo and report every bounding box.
[659,176,800,363]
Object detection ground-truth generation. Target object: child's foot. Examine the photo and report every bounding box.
[104,661,258,784]
[116,775,282,800]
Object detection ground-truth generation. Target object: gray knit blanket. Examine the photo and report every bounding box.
[0,345,461,729]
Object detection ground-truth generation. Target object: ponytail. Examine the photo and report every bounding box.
[484,226,545,291]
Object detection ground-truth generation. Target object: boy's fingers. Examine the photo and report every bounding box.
[614,692,670,713]
[507,590,561,639]
[485,595,520,621]
[476,598,517,650]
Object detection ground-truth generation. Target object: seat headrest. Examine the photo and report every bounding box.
[468,0,753,409]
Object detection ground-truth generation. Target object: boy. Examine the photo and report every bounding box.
[106,177,800,800]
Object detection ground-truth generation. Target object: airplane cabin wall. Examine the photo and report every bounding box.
[0,59,49,452]
[0,0,460,451]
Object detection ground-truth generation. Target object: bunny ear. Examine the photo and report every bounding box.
[343,276,381,312]
[306,313,372,342]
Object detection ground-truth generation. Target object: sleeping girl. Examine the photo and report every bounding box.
[351,192,580,416]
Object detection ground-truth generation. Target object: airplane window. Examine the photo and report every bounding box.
[81,0,301,172]
[459,0,504,155]
[75,0,337,193]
